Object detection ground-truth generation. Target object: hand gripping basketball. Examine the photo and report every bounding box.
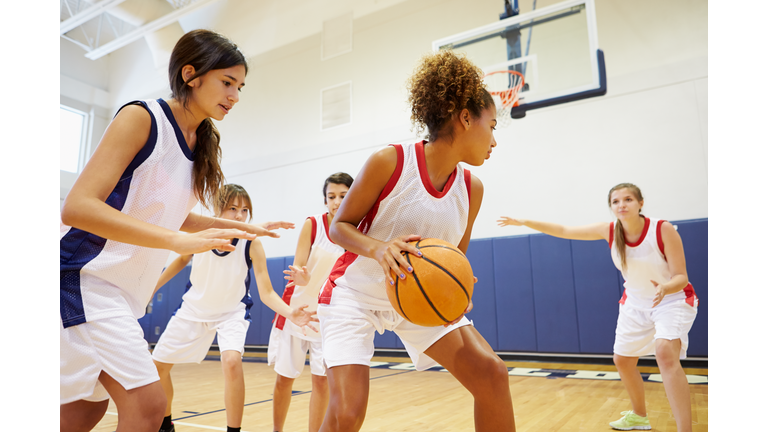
[386,238,475,327]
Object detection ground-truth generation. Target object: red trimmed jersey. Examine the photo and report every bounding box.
[276,213,345,340]
[319,141,472,310]
[610,217,698,310]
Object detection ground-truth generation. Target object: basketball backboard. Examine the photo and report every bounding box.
[433,0,606,119]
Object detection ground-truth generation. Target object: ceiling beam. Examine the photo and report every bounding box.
[84,0,224,60]
[60,0,131,35]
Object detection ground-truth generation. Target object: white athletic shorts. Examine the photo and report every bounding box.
[151,313,250,364]
[267,324,326,378]
[318,302,472,371]
[60,315,158,405]
[614,300,697,359]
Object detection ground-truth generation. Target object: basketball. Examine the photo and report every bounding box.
[386,238,474,327]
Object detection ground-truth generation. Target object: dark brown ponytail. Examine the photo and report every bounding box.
[168,29,248,209]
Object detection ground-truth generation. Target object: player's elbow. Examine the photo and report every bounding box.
[60,198,82,227]
[329,221,342,244]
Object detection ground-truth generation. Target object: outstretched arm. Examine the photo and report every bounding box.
[152,254,193,296]
[180,212,294,239]
[249,239,318,333]
[497,217,610,242]
[651,221,690,307]
[61,105,256,255]
[329,146,422,286]
[283,218,314,287]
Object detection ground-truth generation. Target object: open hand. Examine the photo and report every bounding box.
[258,221,296,231]
[651,280,666,307]
[289,304,319,334]
[247,221,295,239]
[171,229,256,255]
[497,216,525,227]
[284,265,310,286]
[372,234,422,286]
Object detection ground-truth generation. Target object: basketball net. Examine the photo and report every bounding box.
[483,70,525,127]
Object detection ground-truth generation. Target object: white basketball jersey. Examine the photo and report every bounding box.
[60,99,198,328]
[276,213,345,340]
[319,141,472,310]
[610,217,698,310]
[175,238,254,322]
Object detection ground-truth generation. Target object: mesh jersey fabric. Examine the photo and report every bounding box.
[319,141,471,310]
[610,216,697,310]
[60,98,198,327]
[174,237,254,322]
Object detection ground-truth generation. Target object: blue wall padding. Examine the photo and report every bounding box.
[143,284,166,344]
[141,265,191,343]
[570,240,620,354]
[674,219,708,356]
[243,267,261,345]
[149,284,170,343]
[465,239,499,349]
[529,234,581,353]
[374,329,399,348]
[144,219,708,358]
[492,236,538,351]
[166,266,189,316]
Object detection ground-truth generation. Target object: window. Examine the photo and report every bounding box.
[60,105,88,173]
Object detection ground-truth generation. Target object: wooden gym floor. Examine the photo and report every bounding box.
[91,352,708,432]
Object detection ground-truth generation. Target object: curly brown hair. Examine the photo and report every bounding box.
[406,50,494,140]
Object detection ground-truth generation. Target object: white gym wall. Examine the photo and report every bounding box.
[60,0,707,259]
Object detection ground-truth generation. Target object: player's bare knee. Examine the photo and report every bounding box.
[654,341,680,371]
[613,354,634,370]
[60,400,109,432]
[330,408,366,431]
[465,352,508,394]
[221,353,243,377]
[312,374,329,392]
[276,373,295,390]
[154,360,173,377]
[135,385,167,421]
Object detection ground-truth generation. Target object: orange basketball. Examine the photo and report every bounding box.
[386,238,474,327]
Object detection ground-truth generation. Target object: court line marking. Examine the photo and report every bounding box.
[104,412,253,432]
[172,372,410,422]
[367,362,708,384]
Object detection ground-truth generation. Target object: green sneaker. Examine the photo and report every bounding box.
[609,410,651,430]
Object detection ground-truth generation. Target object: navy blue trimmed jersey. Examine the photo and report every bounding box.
[60,99,198,328]
[174,238,255,322]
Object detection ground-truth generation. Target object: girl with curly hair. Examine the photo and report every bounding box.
[315,50,515,431]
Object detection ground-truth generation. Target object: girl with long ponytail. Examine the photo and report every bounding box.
[498,183,698,432]
[60,29,292,432]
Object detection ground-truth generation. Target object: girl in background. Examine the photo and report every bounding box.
[498,183,697,432]
[152,184,316,432]
[268,172,354,432]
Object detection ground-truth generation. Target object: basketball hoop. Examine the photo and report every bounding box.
[483,70,525,127]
